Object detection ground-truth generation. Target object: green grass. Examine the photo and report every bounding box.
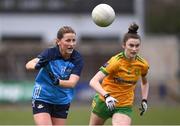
[0,106,33,125]
[0,104,180,125]
[132,106,180,125]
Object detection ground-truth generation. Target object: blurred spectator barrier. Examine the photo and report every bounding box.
[0,81,33,103]
[75,82,95,102]
[0,81,95,103]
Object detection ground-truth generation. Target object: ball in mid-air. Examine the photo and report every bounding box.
[92,4,115,27]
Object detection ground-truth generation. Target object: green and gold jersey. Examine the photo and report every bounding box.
[99,52,149,107]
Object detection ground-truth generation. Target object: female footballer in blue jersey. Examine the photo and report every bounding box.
[26,26,84,125]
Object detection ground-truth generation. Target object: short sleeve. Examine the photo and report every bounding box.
[35,48,51,69]
[100,56,119,75]
[141,63,149,77]
[37,48,50,59]
[71,54,84,76]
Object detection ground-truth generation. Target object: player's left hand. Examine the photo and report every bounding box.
[139,99,148,116]
[47,71,60,86]
[52,77,60,85]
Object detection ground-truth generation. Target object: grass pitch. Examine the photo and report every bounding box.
[0,104,180,125]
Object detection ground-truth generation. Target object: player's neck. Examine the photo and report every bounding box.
[123,51,135,61]
[59,47,71,59]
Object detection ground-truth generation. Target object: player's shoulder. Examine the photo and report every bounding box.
[46,46,60,57]
[111,52,125,61]
[70,50,84,66]
[71,50,83,62]
[72,50,83,58]
[38,46,56,58]
[47,46,58,53]
[135,54,149,67]
[41,46,58,54]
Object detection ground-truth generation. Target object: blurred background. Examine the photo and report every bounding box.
[0,0,180,125]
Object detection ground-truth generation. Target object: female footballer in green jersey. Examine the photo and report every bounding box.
[89,23,149,126]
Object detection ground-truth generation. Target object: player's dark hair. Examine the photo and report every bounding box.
[57,26,76,40]
[122,23,141,45]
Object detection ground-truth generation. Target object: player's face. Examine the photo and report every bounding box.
[57,33,76,55]
[123,38,140,59]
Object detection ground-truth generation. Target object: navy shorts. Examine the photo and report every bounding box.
[32,100,70,119]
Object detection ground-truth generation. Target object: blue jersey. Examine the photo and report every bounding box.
[32,46,84,105]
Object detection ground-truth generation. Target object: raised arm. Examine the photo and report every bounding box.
[25,58,40,70]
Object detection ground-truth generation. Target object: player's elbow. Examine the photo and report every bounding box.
[26,58,39,70]
[69,83,76,88]
[25,62,35,70]
[25,62,31,70]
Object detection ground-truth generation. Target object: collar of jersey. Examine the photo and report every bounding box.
[122,51,137,62]
[56,46,75,61]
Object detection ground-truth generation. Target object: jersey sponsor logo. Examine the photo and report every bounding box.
[61,66,66,73]
[37,104,44,109]
[51,60,74,80]
[113,77,136,85]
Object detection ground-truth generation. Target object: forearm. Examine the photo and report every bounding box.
[141,82,149,100]
[140,76,149,116]
[89,79,108,97]
[58,74,79,88]
[58,79,77,88]
[89,71,108,97]
[25,58,39,70]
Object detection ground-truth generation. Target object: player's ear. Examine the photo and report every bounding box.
[56,39,61,46]
[122,44,125,49]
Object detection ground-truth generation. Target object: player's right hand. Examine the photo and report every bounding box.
[104,94,118,111]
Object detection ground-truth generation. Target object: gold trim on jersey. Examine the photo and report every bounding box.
[115,52,124,60]
[136,55,146,64]
[100,67,108,75]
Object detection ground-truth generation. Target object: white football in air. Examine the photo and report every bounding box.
[92,4,115,27]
